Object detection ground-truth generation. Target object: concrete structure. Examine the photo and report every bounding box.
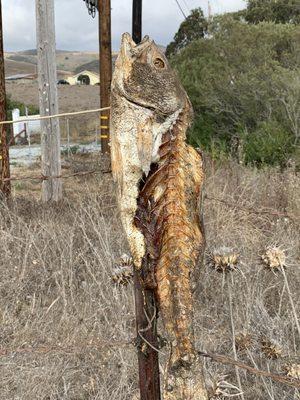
[66,70,100,85]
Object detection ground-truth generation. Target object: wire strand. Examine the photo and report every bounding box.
[0,107,110,126]
[174,0,187,19]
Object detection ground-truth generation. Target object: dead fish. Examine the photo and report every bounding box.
[111,33,207,399]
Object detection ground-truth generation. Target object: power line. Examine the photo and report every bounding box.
[181,0,190,12]
[174,0,187,19]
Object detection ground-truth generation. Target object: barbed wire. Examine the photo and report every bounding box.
[0,339,133,358]
[199,350,300,390]
[1,169,111,182]
[0,341,299,389]
[1,170,298,223]
[205,194,299,222]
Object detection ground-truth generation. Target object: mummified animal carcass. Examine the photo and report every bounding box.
[111,33,208,399]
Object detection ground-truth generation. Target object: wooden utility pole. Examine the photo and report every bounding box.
[98,0,112,155]
[36,0,62,202]
[0,0,11,199]
[132,0,142,44]
[131,2,161,399]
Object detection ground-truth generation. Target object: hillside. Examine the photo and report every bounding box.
[5,46,166,75]
[4,59,36,76]
[5,50,99,74]
[74,53,118,74]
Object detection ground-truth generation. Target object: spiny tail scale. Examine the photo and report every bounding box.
[135,101,207,399]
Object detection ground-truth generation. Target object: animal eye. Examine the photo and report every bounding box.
[153,57,165,69]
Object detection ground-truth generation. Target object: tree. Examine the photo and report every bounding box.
[166,8,207,57]
[171,16,299,165]
[245,0,300,24]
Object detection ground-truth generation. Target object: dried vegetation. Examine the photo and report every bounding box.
[0,157,299,399]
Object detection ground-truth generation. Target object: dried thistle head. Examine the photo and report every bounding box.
[261,246,286,270]
[261,338,282,359]
[210,247,240,273]
[207,375,243,399]
[284,364,300,380]
[112,254,133,286]
[235,332,254,352]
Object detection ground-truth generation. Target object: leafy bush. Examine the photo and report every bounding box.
[187,114,230,161]
[6,96,39,120]
[169,15,299,166]
[243,121,294,167]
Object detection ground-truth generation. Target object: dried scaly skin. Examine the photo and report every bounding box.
[111,33,208,399]
[136,102,206,399]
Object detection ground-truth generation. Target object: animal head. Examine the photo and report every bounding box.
[113,33,189,117]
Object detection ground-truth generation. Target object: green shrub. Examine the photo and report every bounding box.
[243,121,293,167]
[170,16,299,166]
[188,114,230,161]
[6,96,39,120]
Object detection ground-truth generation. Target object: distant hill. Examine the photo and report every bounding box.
[8,55,37,65]
[74,60,99,74]
[74,54,118,74]
[5,46,167,78]
[5,59,36,76]
[6,50,99,73]
[19,49,72,56]
[20,49,37,56]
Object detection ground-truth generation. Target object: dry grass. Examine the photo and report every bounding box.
[0,157,299,399]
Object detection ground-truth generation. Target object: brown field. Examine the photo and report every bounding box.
[5,50,100,74]
[6,81,100,137]
[4,59,36,76]
[0,156,299,399]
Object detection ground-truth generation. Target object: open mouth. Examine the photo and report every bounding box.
[124,95,156,112]
[123,93,170,118]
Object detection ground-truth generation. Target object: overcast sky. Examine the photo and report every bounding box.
[3,0,246,52]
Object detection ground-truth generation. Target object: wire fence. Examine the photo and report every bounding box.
[0,340,299,390]
[2,164,299,223]
[0,107,110,126]
[0,107,111,174]
[205,195,300,223]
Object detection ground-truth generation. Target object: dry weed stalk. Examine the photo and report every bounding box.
[209,249,244,400]
[207,375,243,399]
[262,246,300,339]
